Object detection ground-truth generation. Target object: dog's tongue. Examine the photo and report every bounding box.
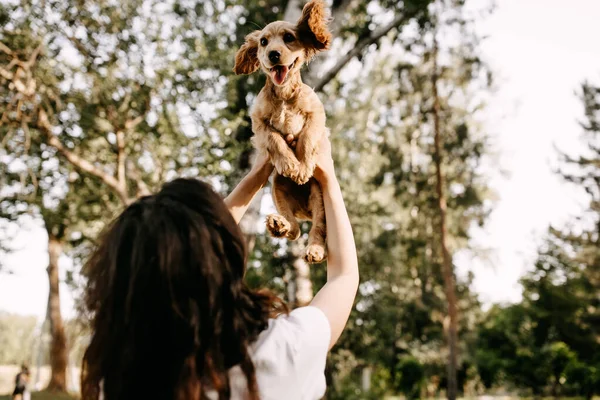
[271,65,289,85]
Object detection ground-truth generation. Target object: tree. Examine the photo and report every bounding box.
[555,81,600,332]
[198,0,436,310]
[1,0,242,391]
[1,14,73,390]
[566,359,600,400]
[475,80,600,398]
[520,81,600,397]
[475,303,550,395]
[312,0,493,396]
[431,35,459,400]
[0,312,38,365]
[2,0,494,396]
[395,356,426,399]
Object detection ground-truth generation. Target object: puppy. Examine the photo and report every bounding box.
[233,0,332,264]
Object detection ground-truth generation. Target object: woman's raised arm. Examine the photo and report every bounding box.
[224,152,273,224]
[309,137,359,350]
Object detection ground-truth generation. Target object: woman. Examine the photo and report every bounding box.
[12,364,29,400]
[81,136,358,400]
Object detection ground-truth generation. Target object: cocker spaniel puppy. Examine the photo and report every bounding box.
[233,0,332,263]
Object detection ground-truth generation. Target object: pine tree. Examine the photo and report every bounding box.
[316,0,493,396]
[474,81,600,398]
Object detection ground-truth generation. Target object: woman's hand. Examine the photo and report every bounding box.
[284,134,298,149]
[285,134,335,185]
[313,136,335,185]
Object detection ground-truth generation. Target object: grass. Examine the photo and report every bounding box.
[2,393,597,400]
[0,391,77,400]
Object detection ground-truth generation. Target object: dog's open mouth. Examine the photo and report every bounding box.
[270,59,297,85]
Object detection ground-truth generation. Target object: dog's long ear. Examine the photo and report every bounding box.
[296,0,332,60]
[233,30,261,75]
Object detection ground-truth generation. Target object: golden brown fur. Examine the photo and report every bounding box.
[233,0,332,263]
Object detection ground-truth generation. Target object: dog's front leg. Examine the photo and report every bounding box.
[305,180,327,263]
[294,113,326,185]
[253,119,301,179]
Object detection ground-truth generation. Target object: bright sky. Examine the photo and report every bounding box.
[1,0,599,318]
[454,0,600,306]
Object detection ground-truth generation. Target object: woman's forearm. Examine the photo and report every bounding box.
[320,175,358,280]
[310,170,359,349]
[224,164,272,224]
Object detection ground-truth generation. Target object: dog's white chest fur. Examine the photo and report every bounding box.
[269,103,306,137]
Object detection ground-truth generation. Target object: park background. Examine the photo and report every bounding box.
[0,0,599,398]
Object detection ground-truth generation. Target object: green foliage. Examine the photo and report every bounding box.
[318,0,493,396]
[566,360,600,399]
[395,356,425,399]
[0,312,38,365]
[1,0,498,397]
[475,81,600,398]
[545,342,576,386]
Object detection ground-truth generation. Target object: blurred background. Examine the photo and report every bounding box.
[0,0,599,398]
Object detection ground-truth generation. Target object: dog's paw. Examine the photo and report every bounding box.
[282,166,301,182]
[266,214,300,240]
[293,165,314,185]
[266,214,291,238]
[304,244,326,264]
[275,159,300,179]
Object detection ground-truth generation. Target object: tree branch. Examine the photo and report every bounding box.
[37,109,131,204]
[0,194,31,210]
[124,115,144,130]
[116,130,126,188]
[329,0,354,35]
[0,41,13,55]
[313,13,405,93]
[0,66,13,80]
[62,31,94,60]
[116,96,149,196]
[25,44,43,69]
[126,159,151,198]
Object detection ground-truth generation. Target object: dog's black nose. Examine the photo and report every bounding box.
[268,51,281,64]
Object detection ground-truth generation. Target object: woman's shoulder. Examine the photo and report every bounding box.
[248,306,331,399]
[251,306,330,370]
[218,307,331,400]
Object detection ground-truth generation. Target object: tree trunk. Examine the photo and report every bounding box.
[290,239,313,307]
[292,256,313,307]
[33,317,48,390]
[431,41,458,400]
[239,190,263,254]
[45,234,68,392]
[361,365,372,392]
[551,377,560,400]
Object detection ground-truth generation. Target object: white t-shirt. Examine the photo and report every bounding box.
[209,306,331,400]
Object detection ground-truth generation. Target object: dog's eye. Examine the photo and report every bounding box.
[260,38,268,46]
[283,33,295,43]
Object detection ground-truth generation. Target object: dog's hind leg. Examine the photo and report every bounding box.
[267,175,301,241]
[304,180,327,264]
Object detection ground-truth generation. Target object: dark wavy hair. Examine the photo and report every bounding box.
[81,178,286,400]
